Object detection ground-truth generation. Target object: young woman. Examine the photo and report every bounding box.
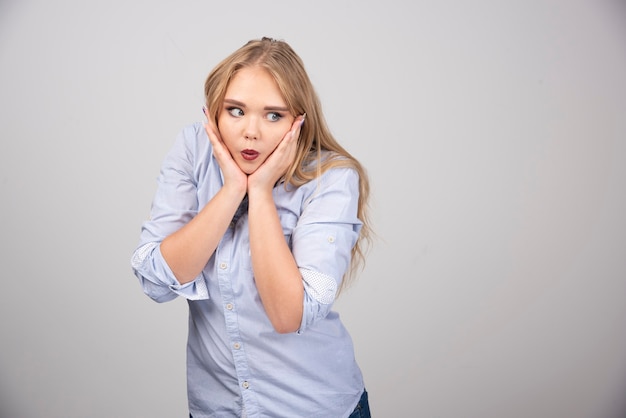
[131,37,372,418]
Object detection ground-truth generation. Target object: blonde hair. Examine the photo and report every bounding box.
[204,37,371,291]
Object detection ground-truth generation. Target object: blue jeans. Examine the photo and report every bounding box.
[348,389,371,418]
[190,389,371,417]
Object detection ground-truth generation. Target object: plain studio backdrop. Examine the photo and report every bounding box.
[1,0,625,417]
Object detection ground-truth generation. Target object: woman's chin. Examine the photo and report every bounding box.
[236,162,259,176]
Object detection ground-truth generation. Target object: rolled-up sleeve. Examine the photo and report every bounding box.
[131,125,211,302]
[292,167,362,332]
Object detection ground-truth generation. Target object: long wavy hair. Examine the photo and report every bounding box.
[204,37,372,291]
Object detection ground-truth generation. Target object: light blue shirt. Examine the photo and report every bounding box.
[131,123,365,418]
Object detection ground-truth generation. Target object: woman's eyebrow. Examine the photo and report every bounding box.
[264,105,290,112]
[224,98,246,107]
[223,98,288,112]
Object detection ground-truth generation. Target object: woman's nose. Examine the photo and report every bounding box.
[244,117,259,140]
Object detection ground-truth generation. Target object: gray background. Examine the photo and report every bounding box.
[1,0,625,417]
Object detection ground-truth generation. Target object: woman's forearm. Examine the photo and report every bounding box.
[160,185,246,284]
[248,188,304,333]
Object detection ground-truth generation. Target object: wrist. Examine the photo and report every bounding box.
[246,183,274,202]
[221,182,247,201]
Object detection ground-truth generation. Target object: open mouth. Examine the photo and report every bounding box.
[241,149,259,161]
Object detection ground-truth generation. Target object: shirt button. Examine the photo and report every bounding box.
[225,303,233,310]
[242,381,250,389]
[219,262,228,270]
[328,236,335,243]
[233,342,241,350]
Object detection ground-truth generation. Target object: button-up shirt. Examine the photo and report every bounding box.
[131,123,365,418]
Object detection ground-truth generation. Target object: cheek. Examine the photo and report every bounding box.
[267,124,290,147]
[268,135,283,152]
[217,118,237,149]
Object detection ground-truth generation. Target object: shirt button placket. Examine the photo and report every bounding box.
[217,253,253,404]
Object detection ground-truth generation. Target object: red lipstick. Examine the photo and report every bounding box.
[241,149,259,161]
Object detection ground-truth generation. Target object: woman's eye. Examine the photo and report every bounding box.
[227,107,244,117]
[266,112,282,122]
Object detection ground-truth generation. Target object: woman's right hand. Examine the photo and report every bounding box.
[203,110,247,194]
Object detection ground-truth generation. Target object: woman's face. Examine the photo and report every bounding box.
[217,66,295,175]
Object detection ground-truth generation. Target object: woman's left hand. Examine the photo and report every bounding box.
[247,115,305,192]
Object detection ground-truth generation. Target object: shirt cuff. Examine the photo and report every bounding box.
[155,245,209,300]
[132,242,209,301]
[296,268,337,334]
